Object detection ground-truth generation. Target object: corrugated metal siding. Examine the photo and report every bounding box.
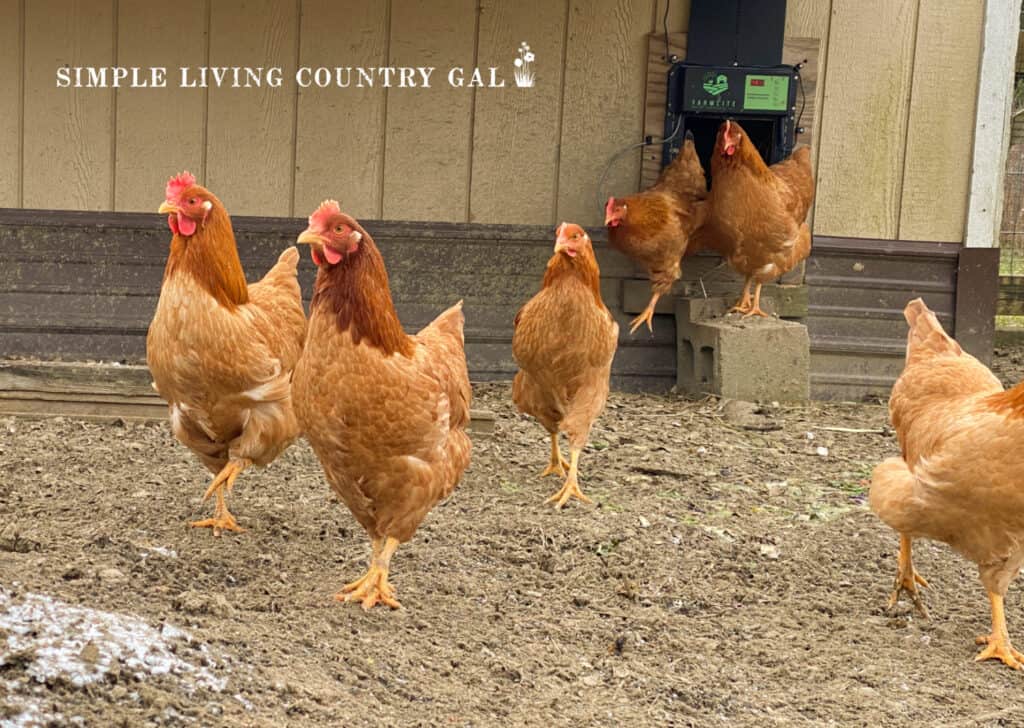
[805,236,960,400]
[0,211,675,392]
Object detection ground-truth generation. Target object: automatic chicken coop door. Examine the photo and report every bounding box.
[662,0,800,185]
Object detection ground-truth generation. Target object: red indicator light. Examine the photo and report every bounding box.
[750,78,765,86]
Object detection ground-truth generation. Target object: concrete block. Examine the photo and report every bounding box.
[674,297,810,402]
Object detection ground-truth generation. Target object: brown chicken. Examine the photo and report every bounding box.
[512,223,619,508]
[292,201,471,610]
[701,120,815,317]
[870,298,1024,669]
[605,132,707,334]
[147,171,306,535]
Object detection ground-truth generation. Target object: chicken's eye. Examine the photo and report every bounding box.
[334,225,345,234]
[188,197,197,205]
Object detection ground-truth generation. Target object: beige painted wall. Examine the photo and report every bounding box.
[0,0,986,241]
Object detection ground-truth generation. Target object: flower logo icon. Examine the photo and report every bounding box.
[514,42,536,88]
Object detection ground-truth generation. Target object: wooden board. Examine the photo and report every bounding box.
[0,0,20,207]
[468,0,568,225]
[0,360,496,435]
[999,275,1024,315]
[0,211,678,392]
[814,1,920,239]
[556,0,657,227]
[293,0,389,221]
[898,0,984,242]
[113,0,208,213]
[640,34,820,190]
[381,0,477,222]
[205,0,298,217]
[22,0,115,210]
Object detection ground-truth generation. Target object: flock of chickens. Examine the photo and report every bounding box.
[144,119,1024,673]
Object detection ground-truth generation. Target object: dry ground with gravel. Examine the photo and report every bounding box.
[1,346,1023,727]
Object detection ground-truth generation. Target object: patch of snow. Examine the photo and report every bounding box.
[0,588,226,726]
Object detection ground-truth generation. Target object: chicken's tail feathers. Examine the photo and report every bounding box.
[421,300,466,342]
[868,457,916,532]
[262,245,301,281]
[904,298,961,361]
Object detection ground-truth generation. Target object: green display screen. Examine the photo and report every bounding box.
[743,75,789,111]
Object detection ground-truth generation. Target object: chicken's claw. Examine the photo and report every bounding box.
[546,473,592,510]
[741,306,770,319]
[192,459,250,536]
[335,565,401,610]
[540,457,570,478]
[628,308,655,335]
[886,535,929,618]
[189,511,245,535]
[974,634,1024,670]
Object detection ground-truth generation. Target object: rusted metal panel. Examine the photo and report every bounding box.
[805,236,961,400]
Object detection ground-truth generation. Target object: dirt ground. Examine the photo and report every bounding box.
[1,347,1023,727]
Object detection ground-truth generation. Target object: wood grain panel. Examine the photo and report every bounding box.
[114,0,207,212]
[294,0,389,220]
[205,0,298,216]
[0,0,21,207]
[23,0,115,210]
[898,0,984,242]
[814,0,920,239]
[469,0,568,224]
[556,0,657,227]
[381,0,477,222]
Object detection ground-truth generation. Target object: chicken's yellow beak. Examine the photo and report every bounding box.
[158,201,178,215]
[296,229,326,246]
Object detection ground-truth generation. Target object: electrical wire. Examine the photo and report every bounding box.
[663,0,672,63]
[795,61,807,135]
[595,115,684,211]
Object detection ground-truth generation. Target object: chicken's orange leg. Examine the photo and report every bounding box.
[546,448,593,509]
[741,283,771,318]
[629,293,661,335]
[975,592,1024,670]
[190,458,250,536]
[335,536,401,610]
[729,279,753,314]
[886,534,929,617]
[539,432,570,478]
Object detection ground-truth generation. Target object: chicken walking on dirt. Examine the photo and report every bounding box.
[292,201,472,610]
[697,120,814,318]
[870,298,1024,669]
[147,172,307,536]
[512,223,619,508]
[605,131,707,334]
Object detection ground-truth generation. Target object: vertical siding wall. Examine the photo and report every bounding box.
[0,0,985,237]
[0,0,659,226]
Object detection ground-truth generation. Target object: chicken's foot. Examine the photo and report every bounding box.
[729,279,753,315]
[629,293,661,335]
[975,592,1024,670]
[741,283,770,318]
[539,432,570,478]
[546,449,593,509]
[336,536,401,610]
[190,458,250,536]
[886,534,929,618]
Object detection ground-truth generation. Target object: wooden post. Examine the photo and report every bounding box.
[959,0,1022,362]
[965,0,1022,249]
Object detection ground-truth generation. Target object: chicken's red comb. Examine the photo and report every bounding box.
[165,171,196,203]
[309,199,342,228]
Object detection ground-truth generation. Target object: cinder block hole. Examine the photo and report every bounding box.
[679,339,695,383]
[699,346,715,384]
